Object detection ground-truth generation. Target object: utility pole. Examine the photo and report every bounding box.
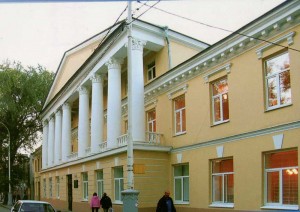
[122,1,139,211]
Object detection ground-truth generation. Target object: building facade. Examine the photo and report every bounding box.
[39,1,300,211]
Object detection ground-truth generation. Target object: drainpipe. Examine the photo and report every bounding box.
[163,26,172,70]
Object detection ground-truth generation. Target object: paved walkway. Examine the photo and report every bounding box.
[0,203,11,212]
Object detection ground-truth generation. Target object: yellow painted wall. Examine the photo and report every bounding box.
[156,27,300,149]
[170,128,300,210]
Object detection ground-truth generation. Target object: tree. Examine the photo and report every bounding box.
[0,61,54,197]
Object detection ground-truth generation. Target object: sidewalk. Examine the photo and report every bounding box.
[0,203,12,210]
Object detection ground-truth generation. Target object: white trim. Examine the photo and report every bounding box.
[203,63,231,83]
[167,84,188,100]
[261,205,299,210]
[209,203,234,208]
[256,31,296,59]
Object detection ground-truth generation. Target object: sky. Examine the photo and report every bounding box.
[0,0,285,73]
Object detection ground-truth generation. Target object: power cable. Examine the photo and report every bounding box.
[131,0,160,22]
[139,2,300,53]
[97,5,128,48]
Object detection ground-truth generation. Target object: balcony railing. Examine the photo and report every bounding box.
[85,147,91,155]
[99,141,107,152]
[67,152,78,160]
[67,130,163,161]
[146,131,162,145]
[117,134,128,147]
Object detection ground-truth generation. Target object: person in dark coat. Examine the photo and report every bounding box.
[100,192,112,212]
[156,191,176,212]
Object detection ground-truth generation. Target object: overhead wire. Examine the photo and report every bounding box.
[138,2,300,53]
[97,4,128,48]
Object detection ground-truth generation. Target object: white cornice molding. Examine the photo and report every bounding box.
[167,84,189,100]
[203,63,231,83]
[256,31,296,59]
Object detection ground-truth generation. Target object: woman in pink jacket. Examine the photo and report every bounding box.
[90,192,101,212]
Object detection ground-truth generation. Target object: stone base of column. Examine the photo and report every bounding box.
[121,189,139,212]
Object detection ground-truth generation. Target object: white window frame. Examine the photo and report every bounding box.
[210,159,234,208]
[147,109,156,132]
[174,165,189,203]
[56,176,60,199]
[96,170,104,197]
[174,95,186,136]
[211,78,229,125]
[82,172,88,201]
[147,61,156,81]
[264,52,291,110]
[49,177,52,198]
[263,166,298,209]
[114,167,124,203]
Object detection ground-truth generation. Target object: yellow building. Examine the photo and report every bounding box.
[39,1,300,211]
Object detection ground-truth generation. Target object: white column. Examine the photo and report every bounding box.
[78,86,90,157]
[106,58,122,148]
[128,38,146,142]
[54,110,62,164]
[47,115,55,167]
[91,74,104,154]
[42,120,48,169]
[62,102,72,162]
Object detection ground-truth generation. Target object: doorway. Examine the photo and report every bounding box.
[67,174,73,211]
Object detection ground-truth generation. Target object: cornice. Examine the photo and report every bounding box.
[144,3,300,103]
[172,120,300,153]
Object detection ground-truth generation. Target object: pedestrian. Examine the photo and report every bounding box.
[156,190,176,212]
[90,192,101,212]
[100,192,112,212]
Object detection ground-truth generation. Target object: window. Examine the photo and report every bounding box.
[43,179,46,198]
[147,109,156,132]
[211,77,229,124]
[147,61,156,81]
[114,167,124,202]
[82,172,88,200]
[96,170,104,197]
[264,52,291,110]
[56,176,60,199]
[174,95,186,135]
[49,178,52,198]
[174,165,189,203]
[264,150,298,208]
[211,158,234,207]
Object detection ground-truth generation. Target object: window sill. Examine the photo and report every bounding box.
[261,205,298,210]
[211,119,230,127]
[174,201,189,205]
[209,203,234,208]
[81,199,88,202]
[174,132,186,137]
[113,201,123,205]
[265,103,292,112]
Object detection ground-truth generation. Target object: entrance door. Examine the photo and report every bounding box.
[67,175,73,211]
[37,182,40,200]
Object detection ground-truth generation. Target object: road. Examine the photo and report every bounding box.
[0,204,10,212]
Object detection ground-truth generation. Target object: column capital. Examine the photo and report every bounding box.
[131,38,146,51]
[90,73,104,83]
[63,102,71,110]
[78,85,89,95]
[55,109,62,117]
[105,58,123,70]
[49,115,55,122]
[43,120,48,126]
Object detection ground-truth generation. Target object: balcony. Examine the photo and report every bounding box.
[67,130,164,161]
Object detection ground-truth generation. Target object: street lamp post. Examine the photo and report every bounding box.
[0,122,12,206]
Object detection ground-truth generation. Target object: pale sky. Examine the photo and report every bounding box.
[0,0,285,72]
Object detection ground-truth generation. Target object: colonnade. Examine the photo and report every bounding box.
[42,38,146,169]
